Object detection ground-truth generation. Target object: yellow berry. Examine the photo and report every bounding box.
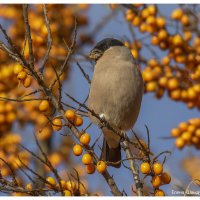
[74,115,83,126]
[155,189,165,196]
[23,76,32,88]
[140,162,151,174]
[80,133,90,146]
[39,100,50,112]
[17,71,27,80]
[64,190,72,196]
[73,144,83,156]
[151,175,162,188]
[46,177,56,188]
[66,181,76,192]
[52,118,62,131]
[26,183,33,190]
[96,161,107,173]
[153,163,163,175]
[82,153,92,165]
[64,110,76,122]
[13,64,23,75]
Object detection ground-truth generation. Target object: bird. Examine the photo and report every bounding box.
[88,38,143,168]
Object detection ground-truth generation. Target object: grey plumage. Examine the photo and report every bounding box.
[88,40,143,168]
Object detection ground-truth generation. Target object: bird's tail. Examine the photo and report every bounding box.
[101,138,121,168]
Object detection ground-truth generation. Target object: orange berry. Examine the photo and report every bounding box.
[66,181,76,192]
[64,110,76,122]
[141,8,149,19]
[147,5,156,15]
[86,163,96,174]
[17,71,27,80]
[158,29,168,41]
[140,162,151,174]
[171,9,183,20]
[178,122,188,132]
[181,14,190,26]
[175,137,185,149]
[156,17,166,28]
[146,81,157,92]
[97,161,107,173]
[80,133,90,146]
[159,77,168,88]
[23,76,32,88]
[73,144,83,156]
[171,128,181,137]
[161,172,171,184]
[64,190,72,196]
[167,78,179,90]
[151,36,159,45]
[195,129,200,137]
[52,118,62,131]
[46,177,56,188]
[181,131,192,142]
[39,100,50,112]
[151,175,162,188]
[26,183,33,190]
[153,163,163,175]
[13,64,23,75]
[74,115,83,126]
[58,180,67,190]
[146,16,156,25]
[132,16,141,26]
[155,189,165,196]
[172,34,183,46]
[82,153,92,165]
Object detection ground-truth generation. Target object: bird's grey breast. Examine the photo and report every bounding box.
[88,46,143,130]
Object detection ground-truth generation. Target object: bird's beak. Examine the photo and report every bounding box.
[88,50,97,60]
[88,49,102,61]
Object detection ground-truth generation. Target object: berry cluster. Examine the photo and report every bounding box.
[171,118,200,149]
[140,161,171,196]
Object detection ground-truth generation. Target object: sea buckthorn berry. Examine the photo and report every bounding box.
[26,183,33,190]
[64,190,72,196]
[140,162,151,174]
[97,161,107,173]
[39,100,50,112]
[13,64,23,75]
[178,122,188,132]
[23,76,32,88]
[17,71,27,80]
[167,78,179,90]
[171,128,181,137]
[155,189,165,196]
[80,133,90,146]
[86,163,96,174]
[153,163,163,175]
[82,153,92,165]
[159,77,168,88]
[171,9,183,20]
[64,109,76,122]
[74,115,83,126]
[161,172,171,184]
[73,144,83,156]
[46,177,56,188]
[151,175,162,188]
[175,137,185,149]
[52,118,62,131]
[66,181,76,192]
[59,180,67,190]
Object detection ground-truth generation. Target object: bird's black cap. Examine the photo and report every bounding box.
[93,38,124,52]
